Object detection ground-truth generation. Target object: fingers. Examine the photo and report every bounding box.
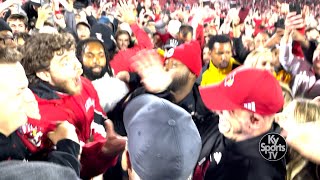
[131,50,163,75]
[285,12,305,30]
[105,119,127,141]
[105,119,115,136]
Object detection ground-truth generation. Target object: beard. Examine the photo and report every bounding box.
[51,76,82,95]
[82,65,109,81]
[167,71,190,92]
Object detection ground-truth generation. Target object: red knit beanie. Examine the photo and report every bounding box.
[165,41,202,77]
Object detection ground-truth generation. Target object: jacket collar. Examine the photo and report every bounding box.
[29,81,61,100]
[208,57,239,74]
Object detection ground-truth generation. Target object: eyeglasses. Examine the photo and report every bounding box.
[0,36,14,45]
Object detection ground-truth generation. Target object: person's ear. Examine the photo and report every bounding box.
[121,149,129,171]
[249,113,270,130]
[36,70,51,83]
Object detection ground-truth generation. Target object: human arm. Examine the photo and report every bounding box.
[80,120,126,179]
[0,0,17,18]
[275,115,320,164]
[117,0,153,49]
[47,121,81,176]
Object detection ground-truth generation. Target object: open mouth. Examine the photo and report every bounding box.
[92,66,102,73]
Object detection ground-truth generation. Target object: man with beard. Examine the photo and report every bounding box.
[201,35,240,86]
[76,38,129,112]
[114,41,220,180]
[129,49,286,179]
[21,33,126,179]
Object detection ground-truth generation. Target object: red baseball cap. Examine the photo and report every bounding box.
[199,67,284,115]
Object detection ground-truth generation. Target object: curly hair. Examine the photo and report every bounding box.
[21,33,75,85]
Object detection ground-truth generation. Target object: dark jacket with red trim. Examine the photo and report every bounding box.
[0,118,80,176]
[109,73,286,179]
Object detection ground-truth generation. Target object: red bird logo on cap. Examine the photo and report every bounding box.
[224,72,236,87]
[165,48,175,58]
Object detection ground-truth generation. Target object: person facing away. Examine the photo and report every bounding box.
[122,94,202,180]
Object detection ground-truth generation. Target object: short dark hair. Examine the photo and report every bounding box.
[0,47,22,64]
[179,24,193,38]
[7,14,28,26]
[208,34,232,50]
[21,33,75,85]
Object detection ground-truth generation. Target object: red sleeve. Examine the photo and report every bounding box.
[130,23,153,49]
[80,139,119,179]
[154,14,161,22]
[156,32,172,44]
[111,24,154,75]
[292,27,305,58]
[196,24,205,49]
[79,78,118,179]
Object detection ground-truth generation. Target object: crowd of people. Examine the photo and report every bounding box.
[0,0,320,179]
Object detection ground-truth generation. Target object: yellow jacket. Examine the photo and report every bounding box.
[201,58,240,86]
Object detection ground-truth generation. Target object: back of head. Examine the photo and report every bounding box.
[0,160,80,180]
[286,99,320,180]
[0,47,22,64]
[279,82,293,108]
[178,24,193,42]
[90,23,116,53]
[293,99,320,124]
[244,48,273,68]
[123,94,201,180]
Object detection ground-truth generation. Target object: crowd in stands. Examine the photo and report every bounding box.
[1,0,320,179]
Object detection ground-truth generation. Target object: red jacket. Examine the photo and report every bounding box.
[110,23,153,74]
[196,24,205,49]
[29,77,117,179]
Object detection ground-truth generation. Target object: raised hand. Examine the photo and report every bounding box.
[131,50,174,93]
[285,12,305,31]
[116,0,136,25]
